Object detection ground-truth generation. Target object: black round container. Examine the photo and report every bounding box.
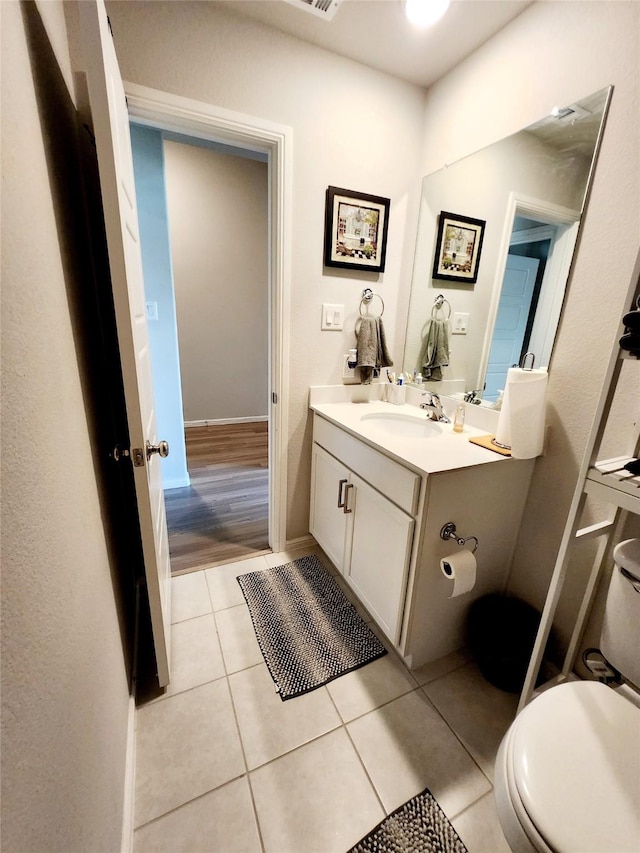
[467,594,541,693]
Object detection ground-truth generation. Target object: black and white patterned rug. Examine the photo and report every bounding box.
[348,788,468,853]
[237,554,387,700]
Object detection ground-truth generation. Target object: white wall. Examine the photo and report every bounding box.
[416,0,640,654]
[130,124,190,488]
[1,2,131,849]
[163,139,269,422]
[104,0,428,540]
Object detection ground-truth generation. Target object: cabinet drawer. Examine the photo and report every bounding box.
[313,415,421,516]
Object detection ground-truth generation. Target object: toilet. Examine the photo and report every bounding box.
[494,539,640,853]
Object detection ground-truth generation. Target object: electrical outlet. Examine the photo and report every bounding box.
[342,354,359,383]
[452,312,470,335]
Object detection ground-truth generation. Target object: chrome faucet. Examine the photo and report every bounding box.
[419,391,450,422]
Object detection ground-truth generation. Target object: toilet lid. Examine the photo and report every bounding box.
[512,681,640,852]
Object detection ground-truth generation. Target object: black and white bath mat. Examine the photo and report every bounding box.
[237,554,387,700]
[348,788,468,853]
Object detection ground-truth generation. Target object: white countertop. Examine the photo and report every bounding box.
[310,399,513,475]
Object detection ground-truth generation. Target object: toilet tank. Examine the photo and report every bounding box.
[601,539,640,688]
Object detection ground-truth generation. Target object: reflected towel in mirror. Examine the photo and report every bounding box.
[418,318,450,381]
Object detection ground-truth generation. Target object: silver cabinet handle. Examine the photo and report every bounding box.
[343,482,353,514]
[146,440,170,460]
[337,478,348,508]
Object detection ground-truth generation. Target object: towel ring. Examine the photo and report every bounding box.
[432,294,451,320]
[360,288,385,317]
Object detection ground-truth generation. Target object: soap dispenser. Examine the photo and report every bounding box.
[453,402,465,433]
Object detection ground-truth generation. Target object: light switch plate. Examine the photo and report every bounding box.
[322,303,344,330]
[452,312,469,334]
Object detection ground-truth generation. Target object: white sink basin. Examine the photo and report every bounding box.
[359,411,444,438]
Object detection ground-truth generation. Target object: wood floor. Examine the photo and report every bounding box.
[164,422,270,575]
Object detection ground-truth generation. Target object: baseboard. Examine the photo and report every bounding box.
[163,475,191,490]
[285,534,316,551]
[184,416,268,428]
[120,694,136,853]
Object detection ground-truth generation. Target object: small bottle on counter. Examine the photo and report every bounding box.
[453,402,466,433]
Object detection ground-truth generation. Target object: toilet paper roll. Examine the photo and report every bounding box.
[440,550,477,598]
[495,367,548,459]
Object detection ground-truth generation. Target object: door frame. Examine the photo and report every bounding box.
[477,192,580,390]
[124,83,292,552]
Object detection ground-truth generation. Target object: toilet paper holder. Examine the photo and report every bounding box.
[440,522,479,553]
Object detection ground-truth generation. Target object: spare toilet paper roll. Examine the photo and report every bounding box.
[494,367,548,459]
[440,550,477,598]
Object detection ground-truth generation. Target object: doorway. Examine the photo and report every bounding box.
[132,129,271,573]
[125,82,292,568]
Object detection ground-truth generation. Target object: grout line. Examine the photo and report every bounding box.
[448,788,496,823]
[132,772,248,834]
[418,676,496,786]
[342,721,388,818]
[245,772,267,853]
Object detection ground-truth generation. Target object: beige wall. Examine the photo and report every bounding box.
[104,0,428,541]
[163,140,269,422]
[1,2,131,850]
[415,0,640,653]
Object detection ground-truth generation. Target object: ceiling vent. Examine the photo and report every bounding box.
[283,0,341,21]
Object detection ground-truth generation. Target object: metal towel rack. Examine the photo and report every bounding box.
[360,288,385,317]
[432,293,451,319]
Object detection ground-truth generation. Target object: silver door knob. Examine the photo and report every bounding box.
[146,440,169,460]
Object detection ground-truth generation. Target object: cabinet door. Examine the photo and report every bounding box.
[309,443,351,573]
[347,473,414,644]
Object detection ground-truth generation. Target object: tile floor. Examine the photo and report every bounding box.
[133,546,516,852]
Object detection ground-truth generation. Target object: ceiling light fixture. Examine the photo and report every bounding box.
[404,0,450,28]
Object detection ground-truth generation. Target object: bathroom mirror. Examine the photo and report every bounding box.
[403,86,612,402]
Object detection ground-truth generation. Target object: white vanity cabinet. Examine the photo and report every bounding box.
[309,406,536,669]
[310,418,418,643]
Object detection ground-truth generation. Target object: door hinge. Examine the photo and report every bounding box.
[272,392,278,404]
[131,447,145,467]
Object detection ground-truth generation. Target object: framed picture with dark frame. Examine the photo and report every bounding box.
[432,211,486,283]
[323,186,390,273]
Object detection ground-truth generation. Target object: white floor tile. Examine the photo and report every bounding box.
[347,689,491,818]
[214,604,264,674]
[134,679,245,826]
[423,663,517,781]
[133,777,261,853]
[411,648,471,686]
[171,571,212,624]
[250,728,384,853]
[452,792,512,853]
[327,649,418,722]
[229,663,341,769]
[163,614,225,698]
[205,555,268,612]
